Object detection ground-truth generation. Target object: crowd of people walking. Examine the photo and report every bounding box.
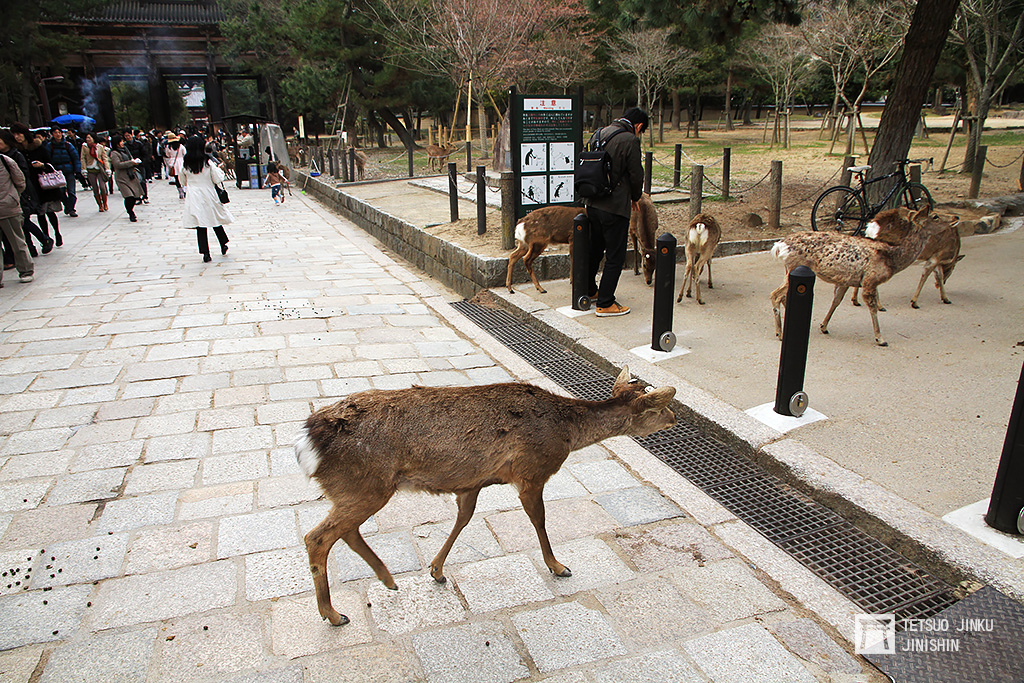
[0,123,239,286]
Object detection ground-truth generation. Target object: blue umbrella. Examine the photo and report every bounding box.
[50,114,96,127]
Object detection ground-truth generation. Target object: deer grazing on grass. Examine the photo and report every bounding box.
[506,205,582,293]
[295,366,677,626]
[628,193,659,285]
[848,208,963,309]
[426,144,458,172]
[678,213,722,305]
[770,207,947,346]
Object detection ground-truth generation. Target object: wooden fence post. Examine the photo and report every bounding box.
[501,172,515,251]
[769,160,783,229]
[722,147,731,200]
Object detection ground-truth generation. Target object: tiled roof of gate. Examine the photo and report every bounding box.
[75,1,226,25]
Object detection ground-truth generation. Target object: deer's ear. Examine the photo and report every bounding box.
[636,386,676,412]
[911,206,930,222]
[613,366,631,391]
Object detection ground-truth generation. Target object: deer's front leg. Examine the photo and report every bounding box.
[819,285,848,335]
[519,484,571,577]
[430,488,480,583]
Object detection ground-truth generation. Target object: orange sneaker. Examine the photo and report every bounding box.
[596,302,630,317]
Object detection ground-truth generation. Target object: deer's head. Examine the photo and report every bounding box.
[611,367,677,436]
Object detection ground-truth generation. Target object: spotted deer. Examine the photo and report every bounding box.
[770,207,947,346]
[295,367,677,626]
[850,208,963,309]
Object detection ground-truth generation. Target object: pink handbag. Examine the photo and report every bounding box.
[38,165,66,190]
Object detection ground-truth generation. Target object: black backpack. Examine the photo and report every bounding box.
[574,126,628,200]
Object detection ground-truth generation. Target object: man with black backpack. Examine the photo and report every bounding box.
[580,107,647,317]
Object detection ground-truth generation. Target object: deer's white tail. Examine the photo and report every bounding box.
[295,428,321,478]
[770,241,790,260]
[864,221,881,239]
[514,221,526,243]
[688,223,709,249]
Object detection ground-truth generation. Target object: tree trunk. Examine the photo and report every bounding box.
[377,107,418,150]
[724,68,734,131]
[478,100,489,159]
[962,78,983,173]
[868,0,962,179]
[672,90,681,130]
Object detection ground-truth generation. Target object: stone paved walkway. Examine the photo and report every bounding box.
[0,179,877,682]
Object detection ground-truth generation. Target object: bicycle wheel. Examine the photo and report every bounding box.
[900,182,934,212]
[811,186,868,235]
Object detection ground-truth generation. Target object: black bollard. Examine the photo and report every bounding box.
[774,266,815,416]
[448,162,459,222]
[571,213,592,310]
[477,166,487,235]
[408,145,414,178]
[466,141,473,173]
[644,151,653,194]
[986,360,1024,534]
[651,233,677,352]
[348,148,356,183]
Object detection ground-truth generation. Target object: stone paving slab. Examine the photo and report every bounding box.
[38,626,156,683]
[89,560,237,630]
[512,601,628,673]
[0,179,879,682]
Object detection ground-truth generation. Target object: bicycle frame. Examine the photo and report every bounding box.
[850,161,915,217]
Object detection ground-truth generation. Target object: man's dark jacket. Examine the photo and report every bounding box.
[584,119,644,218]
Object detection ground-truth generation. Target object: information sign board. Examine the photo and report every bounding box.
[509,88,583,219]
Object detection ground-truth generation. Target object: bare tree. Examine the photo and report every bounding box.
[801,0,909,154]
[378,0,570,153]
[609,27,694,144]
[948,0,1024,172]
[739,24,814,148]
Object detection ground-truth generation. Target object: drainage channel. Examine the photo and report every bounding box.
[453,299,958,624]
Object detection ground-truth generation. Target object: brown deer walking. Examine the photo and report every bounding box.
[770,207,947,346]
[678,213,722,305]
[506,205,582,293]
[296,367,677,626]
[426,144,457,172]
[628,193,659,285]
[849,208,963,309]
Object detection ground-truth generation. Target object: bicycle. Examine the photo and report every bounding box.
[810,159,934,235]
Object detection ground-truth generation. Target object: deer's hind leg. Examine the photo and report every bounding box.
[523,243,548,293]
[430,488,481,583]
[305,489,395,625]
[519,482,570,577]
[770,278,789,339]
[506,242,530,293]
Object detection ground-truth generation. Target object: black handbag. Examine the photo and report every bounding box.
[215,183,229,204]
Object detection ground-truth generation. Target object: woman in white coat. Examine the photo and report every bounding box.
[181,136,232,262]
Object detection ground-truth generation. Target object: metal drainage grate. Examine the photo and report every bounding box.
[452,300,959,622]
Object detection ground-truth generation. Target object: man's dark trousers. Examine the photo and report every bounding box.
[587,205,630,309]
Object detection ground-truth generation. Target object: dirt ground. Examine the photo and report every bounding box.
[371,124,1023,257]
